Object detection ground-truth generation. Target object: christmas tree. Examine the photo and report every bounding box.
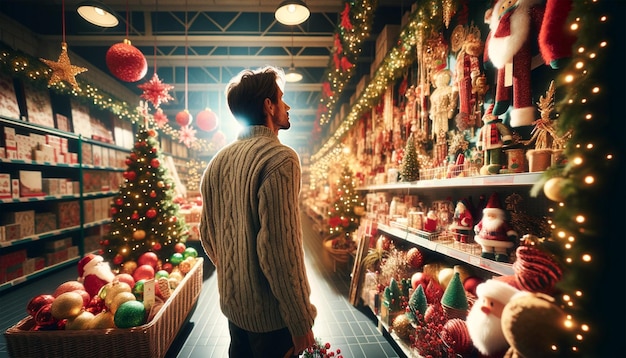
[101,125,189,270]
[401,133,419,182]
[328,164,363,237]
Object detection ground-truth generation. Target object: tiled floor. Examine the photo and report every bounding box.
[0,213,403,358]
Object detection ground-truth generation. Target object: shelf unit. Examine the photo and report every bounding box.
[0,115,129,293]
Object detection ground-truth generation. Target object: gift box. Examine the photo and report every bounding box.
[55,201,80,228]
[0,173,11,198]
[0,223,21,242]
[35,212,58,234]
[2,210,35,237]
[19,170,43,197]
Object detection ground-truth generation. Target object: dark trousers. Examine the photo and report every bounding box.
[228,321,297,358]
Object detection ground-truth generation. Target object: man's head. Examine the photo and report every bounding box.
[225,66,291,132]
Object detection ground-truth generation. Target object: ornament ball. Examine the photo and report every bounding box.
[543,177,565,202]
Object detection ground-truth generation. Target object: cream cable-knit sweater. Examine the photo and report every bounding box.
[199,125,317,337]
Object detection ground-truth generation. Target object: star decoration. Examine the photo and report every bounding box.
[153,108,169,128]
[39,42,87,91]
[178,125,197,148]
[138,73,174,108]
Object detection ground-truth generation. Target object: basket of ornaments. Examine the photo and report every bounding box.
[4,246,203,358]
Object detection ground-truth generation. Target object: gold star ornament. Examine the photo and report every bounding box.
[40,42,88,91]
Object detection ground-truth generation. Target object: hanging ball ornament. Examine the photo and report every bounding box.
[146,208,157,219]
[149,190,157,198]
[113,254,124,265]
[131,211,139,220]
[543,177,566,202]
[152,243,162,251]
[176,109,193,127]
[115,198,124,206]
[150,158,160,168]
[106,39,148,82]
[147,129,157,137]
[196,108,219,132]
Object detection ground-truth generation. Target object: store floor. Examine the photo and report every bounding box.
[0,212,403,358]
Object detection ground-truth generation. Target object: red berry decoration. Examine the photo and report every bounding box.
[115,198,123,206]
[196,108,218,132]
[176,109,193,127]
[146,208,157,218]
[106,39,148,82]
[150,158,160,168]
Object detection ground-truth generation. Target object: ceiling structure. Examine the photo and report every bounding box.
[0,0,414,152]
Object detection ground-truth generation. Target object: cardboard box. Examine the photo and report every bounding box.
[35,212,57,234]
[19,170,43,197]
[55,201,80,228]
[3,210,35,238]
[0,223,21,242]
[0,173,11,198]
[44,237,72,252]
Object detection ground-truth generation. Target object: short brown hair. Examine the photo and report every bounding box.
[225,66,285,126]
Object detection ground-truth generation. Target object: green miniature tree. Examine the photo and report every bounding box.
[406,284,428,323]
[101,125,190,270]
[401,133,419,181]
[328,164,363,246]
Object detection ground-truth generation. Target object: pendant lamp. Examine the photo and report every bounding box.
[275,0,310,26]
[77,1,119,27]
[285,32,302,83]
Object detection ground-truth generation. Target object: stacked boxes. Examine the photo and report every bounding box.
[55,201,80,228]
[35,212,57,234]
[43,237,73,266]
[2,210,35,238]
[0,249,27,283]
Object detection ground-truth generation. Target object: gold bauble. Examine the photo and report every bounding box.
[133,230,146,240]
[392,314,414,340]
[122,261,138,275]
[543,177,565,202]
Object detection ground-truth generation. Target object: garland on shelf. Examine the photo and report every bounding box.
[0,43,216,154]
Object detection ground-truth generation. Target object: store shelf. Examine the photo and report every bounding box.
[358,172,543,191]
[0,225,81,248]
[0,256,80,294]
[377,223,514,276]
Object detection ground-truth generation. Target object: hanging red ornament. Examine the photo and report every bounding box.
[153,243,162,251]
[125,158,132,166]
[138,73,174,108]
[110,207,117,215]
[146,209,157,218]
[131,211,139,220]
[150,158,160,168]
[196,108,218,132]
[176,109,193,127]
[115,198,123,206]
[147,129,157,137]
[130,153,137,161]
[211,130,226,149]
[100,239,109,247]
[113,254,124,265]
[105,39,148,82]
[149,190,157,198]
[151,147,157,154]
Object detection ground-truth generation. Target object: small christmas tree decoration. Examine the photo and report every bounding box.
[440,272,469,320]
[401,133,420,181]
[106,39,148,82]
[102,125,189,271]
[39,42,87,91]
[406,284,428,323]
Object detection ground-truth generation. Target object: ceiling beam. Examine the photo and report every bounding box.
[59,35,334,48]
[144,55,329,68]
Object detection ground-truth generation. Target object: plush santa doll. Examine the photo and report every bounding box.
[484,0,576,127]
[77,254,116,297]
[474,192,517,262]
[466,279,520,357]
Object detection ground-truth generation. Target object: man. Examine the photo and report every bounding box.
[199,66,316,357]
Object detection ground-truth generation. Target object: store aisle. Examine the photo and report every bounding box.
[0,212,402,358]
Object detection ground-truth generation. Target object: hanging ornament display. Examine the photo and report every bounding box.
[178,125,197,148]
[137,73,174,108]
[40,42,88,91]
[153,108,168,128]
[211,130,226,149]
[175,109,193,127]
[106,39,148,82]
[196,108,218,132]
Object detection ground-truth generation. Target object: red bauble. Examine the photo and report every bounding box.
[115,273,136,290]
[133,264,155,282]
[124,171,136,181]
[73,289,91,307]
[34,303,56,326]
[85,296,105,315]
[196,108,218,132]
[115,198,123,206]
[113,254,124,265]
[149,190,157,198]
[150,158,160,168]
[211,130,226,148]
[161,262,173,273]
[131,211,139,220]
[110,207,118,215]
[406,247,424,269]
[138,252,159,269]
[176,109,193,127]
[146,208,157,218]
[106,39,148,82]
[152,243,162,251]
[27,294,55,317]
[174,242,186,253]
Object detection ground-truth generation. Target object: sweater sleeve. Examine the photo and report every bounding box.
[256,152,317,337]
[198,164,218,267]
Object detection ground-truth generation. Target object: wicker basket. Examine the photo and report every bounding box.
[5,257,204,358]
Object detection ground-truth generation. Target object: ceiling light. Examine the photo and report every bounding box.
[77,1,119,27]
[285,64,303,82]
[275,0,310,26]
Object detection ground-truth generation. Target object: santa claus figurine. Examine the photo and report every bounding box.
[449,199,474,243]
[77,253,116,297]
[474,192,517,262]
[477,104,513,175]
[484,0,576,127]
[466,279,520,357]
